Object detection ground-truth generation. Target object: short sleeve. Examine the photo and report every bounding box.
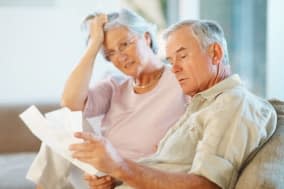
[190,146,237,189]
[83,79,113,118]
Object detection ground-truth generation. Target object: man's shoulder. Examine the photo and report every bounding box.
[215,85,274,114]
[214,84,247,104]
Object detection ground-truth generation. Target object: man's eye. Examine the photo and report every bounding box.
[165,59,173,65]
[181,55,187,59]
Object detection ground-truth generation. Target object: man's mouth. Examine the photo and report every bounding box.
[178,78,187,82]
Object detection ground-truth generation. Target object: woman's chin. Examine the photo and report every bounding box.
[124,67,137,77]
[123,69,136,77]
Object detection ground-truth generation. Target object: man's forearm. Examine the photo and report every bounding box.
[114,159,221,189]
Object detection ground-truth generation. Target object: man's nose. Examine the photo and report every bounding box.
[171,61,182,73]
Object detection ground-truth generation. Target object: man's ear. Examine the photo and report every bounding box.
[144,32,152,48]
[208,43,223,65]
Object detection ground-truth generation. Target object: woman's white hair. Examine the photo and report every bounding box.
[83,8,158,54]
[163,20,229,65]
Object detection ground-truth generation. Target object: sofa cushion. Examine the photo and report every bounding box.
[0,153,36,189]
[235,99,284,189]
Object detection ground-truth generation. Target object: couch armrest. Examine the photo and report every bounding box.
[0,104,59,153]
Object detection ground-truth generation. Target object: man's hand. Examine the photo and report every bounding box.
[69,133,221,189]
[84,174,114,189]
[69,132,124,175]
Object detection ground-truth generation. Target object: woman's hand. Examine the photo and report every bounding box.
[87,14,108,46]
[85,174,114,189]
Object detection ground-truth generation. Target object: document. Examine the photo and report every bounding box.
[19,105,103,175]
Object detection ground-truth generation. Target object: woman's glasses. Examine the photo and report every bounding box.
[104,36,137,61]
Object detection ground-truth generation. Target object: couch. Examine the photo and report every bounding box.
[0,103,59,189]
[0,100,283,189]
[235,99,284,189]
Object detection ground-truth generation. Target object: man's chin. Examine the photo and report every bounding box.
[181,87,194,96]
[180,86,189,94]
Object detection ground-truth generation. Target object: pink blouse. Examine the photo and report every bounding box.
[84,67,187,159]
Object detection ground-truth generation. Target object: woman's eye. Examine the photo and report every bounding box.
[105,52,115,60]
[119,42,128,51]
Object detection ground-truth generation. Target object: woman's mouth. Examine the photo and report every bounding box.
[124,61,134,69]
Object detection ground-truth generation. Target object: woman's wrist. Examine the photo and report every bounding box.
[88,38,103,49]
[84,39,102,61]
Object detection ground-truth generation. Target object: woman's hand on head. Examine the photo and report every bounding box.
[88,14,108,46]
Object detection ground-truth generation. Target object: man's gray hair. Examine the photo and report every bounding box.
[163,20,229,64]
[83,8,158,54]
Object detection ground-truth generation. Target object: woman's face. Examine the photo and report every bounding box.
[103,26,152,77]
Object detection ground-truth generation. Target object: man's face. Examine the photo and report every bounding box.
[165,26,215,96]
[103,27,150,77]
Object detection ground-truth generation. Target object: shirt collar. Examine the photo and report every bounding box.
[194,74,242,100]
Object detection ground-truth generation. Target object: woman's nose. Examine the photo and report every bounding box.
[117,53,128,63]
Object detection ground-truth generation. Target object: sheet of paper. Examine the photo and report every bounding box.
[19,105,103,176]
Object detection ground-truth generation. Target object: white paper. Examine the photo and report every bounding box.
[19,105,103,176]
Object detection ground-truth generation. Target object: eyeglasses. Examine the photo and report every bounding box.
[104,36,137,61]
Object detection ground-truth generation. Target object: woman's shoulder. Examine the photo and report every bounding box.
[108,74,130,85]
[101,74,131,93]
[93,72,130,90]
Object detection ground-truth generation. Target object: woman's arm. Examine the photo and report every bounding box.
[61,14,107,111]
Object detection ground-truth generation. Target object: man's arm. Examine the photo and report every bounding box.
[70,132,221,189]
[115,159,221,189]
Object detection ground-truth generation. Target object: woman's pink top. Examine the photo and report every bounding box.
[84,67,187,159]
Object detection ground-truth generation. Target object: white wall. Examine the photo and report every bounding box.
[179,0,199,20]
[1,1,283,104]
[267,1,284,100]
[179,0,284,100]
[0,1,121,104]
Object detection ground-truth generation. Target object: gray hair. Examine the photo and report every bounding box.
[163,20,229,65]
[83,8,158,55]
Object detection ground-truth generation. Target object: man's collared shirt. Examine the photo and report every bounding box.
[135,74,277,189]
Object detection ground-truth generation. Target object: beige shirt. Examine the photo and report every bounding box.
[118,74,277,189]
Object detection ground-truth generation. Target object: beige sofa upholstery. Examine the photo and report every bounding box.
[0,104,59,189]
[235,99,284,189]
[0,104,59,153]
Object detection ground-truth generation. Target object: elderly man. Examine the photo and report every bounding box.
[70,20,277,189]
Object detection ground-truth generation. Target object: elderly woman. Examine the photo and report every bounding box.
[28,9,187,189]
